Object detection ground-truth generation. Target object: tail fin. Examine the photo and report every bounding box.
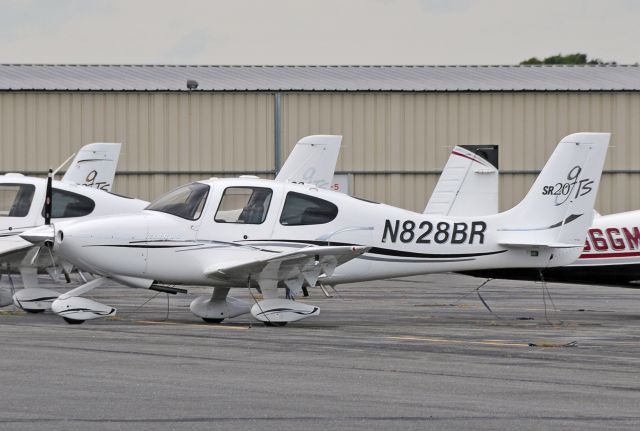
[61,143,121,191]
[424,145,499,216]
[276,135,341,189]
[496,133,609,248]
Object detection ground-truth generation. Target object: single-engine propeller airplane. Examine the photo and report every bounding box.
[9,135,343,312]
[1,143,150,310]
[23,132,610,325]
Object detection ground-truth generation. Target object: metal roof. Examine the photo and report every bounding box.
[1,64,639,92]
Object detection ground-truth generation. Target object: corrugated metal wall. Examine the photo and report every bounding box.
[1,91,639,213]
[282,92,640,213]
[0,92,274,200]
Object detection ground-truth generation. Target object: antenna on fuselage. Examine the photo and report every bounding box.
[44,168,53,225]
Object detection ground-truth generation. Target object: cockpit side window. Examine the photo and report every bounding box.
[146,182,209,220]
[279,192,338,226]
[0,184,36,217]
[215,187,273,224]
[41,189,96,218]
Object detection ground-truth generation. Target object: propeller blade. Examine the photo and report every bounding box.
[44,168,53,225]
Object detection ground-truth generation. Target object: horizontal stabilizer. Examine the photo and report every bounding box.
[499,241,583,249]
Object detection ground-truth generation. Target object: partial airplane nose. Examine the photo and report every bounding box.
[52,214,152,278]
[20,225,55,246]
[50,221,90,270]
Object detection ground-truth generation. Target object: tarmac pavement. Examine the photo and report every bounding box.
[0,273,639,430]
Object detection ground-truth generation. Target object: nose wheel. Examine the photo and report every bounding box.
[201,318,225,324]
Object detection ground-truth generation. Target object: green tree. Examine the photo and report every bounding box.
[520,53,615,65]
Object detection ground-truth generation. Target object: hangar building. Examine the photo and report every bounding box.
[1,64,639,213]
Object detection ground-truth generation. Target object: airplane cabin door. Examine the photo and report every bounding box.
[196,184,282,243]
[0,182,43,234]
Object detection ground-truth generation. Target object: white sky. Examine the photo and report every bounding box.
[0,0,638,65]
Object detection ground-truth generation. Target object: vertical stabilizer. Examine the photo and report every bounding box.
[424,145,499,216]
[61,143,122,191]
[276,135,342,189]
[497,133,610,248]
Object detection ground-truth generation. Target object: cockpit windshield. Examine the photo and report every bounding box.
[0,184,36,217]
[146,182,209,220]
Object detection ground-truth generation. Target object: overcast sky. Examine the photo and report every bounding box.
[0,0,638,65]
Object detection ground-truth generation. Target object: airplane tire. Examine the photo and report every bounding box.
[264,321,287,327]
[63,317,85,325]
[202,318,225,324]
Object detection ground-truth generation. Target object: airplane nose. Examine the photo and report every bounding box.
[52,214,152,277]
[52,224,82,259]
[20,225,55,246]
[49,220,85,255]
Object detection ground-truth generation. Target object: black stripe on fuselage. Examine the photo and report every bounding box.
[358,255,476,263]
[84,244,199,249]
[547,213,583,229]
[245,239,508,259]
[84,239,508,260]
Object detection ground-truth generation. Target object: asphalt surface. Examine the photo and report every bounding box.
[0,273,639,430]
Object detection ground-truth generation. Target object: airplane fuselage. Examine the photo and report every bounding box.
[52,178,584,289]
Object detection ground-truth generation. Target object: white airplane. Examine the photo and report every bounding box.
[9,135,342,312]
[22,133,610,325]
[0,143,150,310]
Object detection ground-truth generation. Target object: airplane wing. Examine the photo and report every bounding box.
[205,245,368,295]
[0,236,34,259]
[424,145,499,216]
[61,143,122,191]
[275,135,341,190]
